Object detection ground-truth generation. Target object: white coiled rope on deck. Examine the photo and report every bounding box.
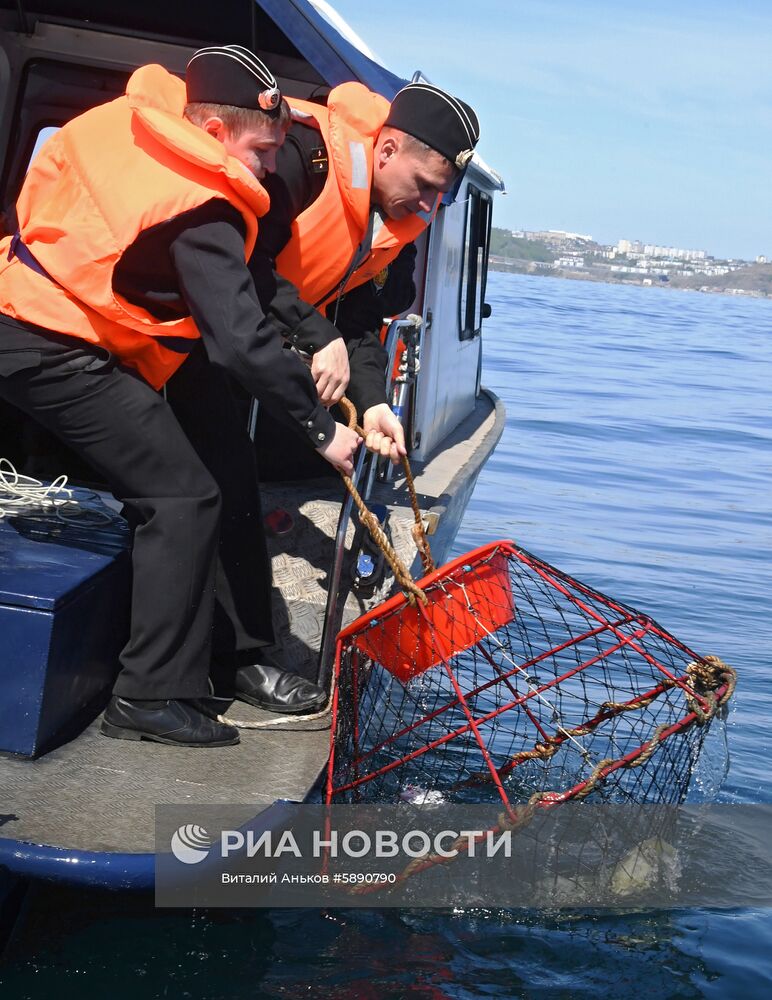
[0,457,112,524]
[0,457,75,518]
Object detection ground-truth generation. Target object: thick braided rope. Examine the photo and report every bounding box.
[453,654,736,793]
[338,397,432,604]
[684,654,736,724]
[341,469,427,605]
[402,456,435,574]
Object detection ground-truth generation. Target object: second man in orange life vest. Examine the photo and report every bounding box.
[0,46,361,747]
[251,81,481,471]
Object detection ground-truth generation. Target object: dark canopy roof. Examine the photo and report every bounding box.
[0,0,407,97]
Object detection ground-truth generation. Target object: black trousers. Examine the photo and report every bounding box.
[0,319,273,698]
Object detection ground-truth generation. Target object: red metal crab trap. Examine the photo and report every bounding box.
[326,539,735,816]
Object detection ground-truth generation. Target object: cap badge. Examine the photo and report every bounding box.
[454,148,474,170]
[258,86,281,111]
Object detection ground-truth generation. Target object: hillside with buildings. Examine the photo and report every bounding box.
[489,228,772,299]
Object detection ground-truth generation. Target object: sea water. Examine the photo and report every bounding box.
[1,272,770,998]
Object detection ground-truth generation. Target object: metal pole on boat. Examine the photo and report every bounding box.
[380,315,422,485]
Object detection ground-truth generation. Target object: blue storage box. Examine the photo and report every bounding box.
[0,489,131,758]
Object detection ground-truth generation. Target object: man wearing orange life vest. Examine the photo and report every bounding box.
[0,47,361,747]
[253,82,480,467]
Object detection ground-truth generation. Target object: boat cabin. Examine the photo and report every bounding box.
[0,0,504,887]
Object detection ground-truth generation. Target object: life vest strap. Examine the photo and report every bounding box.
[8,231,54,282]
[7,231,196,357]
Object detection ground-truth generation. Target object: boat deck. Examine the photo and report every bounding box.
[0,391,504,855]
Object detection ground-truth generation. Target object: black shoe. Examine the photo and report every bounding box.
[101,696,240,747]
[234,663,327,715]
[187,694,234,721]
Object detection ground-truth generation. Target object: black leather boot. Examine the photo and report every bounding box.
[101,696,240,746]
[234,662,327,714]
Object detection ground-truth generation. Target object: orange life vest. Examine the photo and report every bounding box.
[0,64,269,388]
[277,83,435,312]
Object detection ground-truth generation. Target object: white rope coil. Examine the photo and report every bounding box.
[0,457,113,524]
[0,456,75,518]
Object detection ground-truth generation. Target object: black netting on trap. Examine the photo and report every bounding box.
[327,541,735,813]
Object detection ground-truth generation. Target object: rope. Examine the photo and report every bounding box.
[455,654,736,795]
[341,469,427,606]
[219,685,334,730]
[337,397,434,604]
[0,457,113,524]
[403,458,435,574]
[0,457,74,518]
[685,654,736,724]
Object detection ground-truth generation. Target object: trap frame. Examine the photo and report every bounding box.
[329,401,735,824]
[327,540,734,816]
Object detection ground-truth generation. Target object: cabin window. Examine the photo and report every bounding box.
[1,60,129,218]
[28,127,59,169]
[0,126,60,238]
[459,185,492,340]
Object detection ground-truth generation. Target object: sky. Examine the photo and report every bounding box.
[325,0,772,261]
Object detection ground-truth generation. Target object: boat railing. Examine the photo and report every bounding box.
[377,314,422,486]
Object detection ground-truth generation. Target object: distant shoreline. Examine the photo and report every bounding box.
[489,258,772,300]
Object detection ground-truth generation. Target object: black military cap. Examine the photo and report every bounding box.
[384,82,480,169]
[186,44,282,115]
